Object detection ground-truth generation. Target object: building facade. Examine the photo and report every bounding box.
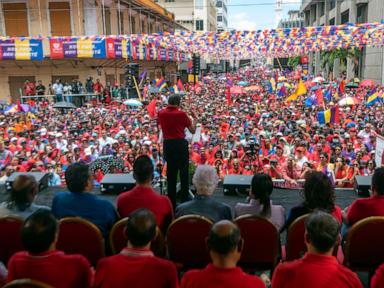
[278,10,304,28]
[301,0,384,83]
[216,0,227,32]
[156,0,217,32]
[0,0,181,101]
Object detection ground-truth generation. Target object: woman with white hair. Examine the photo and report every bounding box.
[175,165,233,222]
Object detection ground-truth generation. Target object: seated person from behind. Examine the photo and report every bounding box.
[372,262,384,288]
[117,155,173,231]
[272,211,362,288]
[280,171,342,232]
[180,220,265,288]
[94,208,178,288]
[52,163,117,237]
[7,209,93,288]
[235,173,285,230]
[346,167,384,226]
[0,175,50,218]
[176,165,233,222]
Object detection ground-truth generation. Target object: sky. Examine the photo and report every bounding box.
[228,0,301,31]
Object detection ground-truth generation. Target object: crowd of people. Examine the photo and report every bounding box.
[4,65,382,191]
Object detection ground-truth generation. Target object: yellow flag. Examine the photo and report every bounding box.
[15,39,31,60]
[296,80,307,96]
[285,92,298,103]
[122,39,128,59]
[77,39,93,58]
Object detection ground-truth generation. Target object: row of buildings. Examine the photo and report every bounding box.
[0,0,228,102]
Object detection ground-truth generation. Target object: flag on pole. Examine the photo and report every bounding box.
[316,89,324,106]
[147,98,157,118]
[176,79,184,91]
[317,106,340,124]
[285,80,307,103]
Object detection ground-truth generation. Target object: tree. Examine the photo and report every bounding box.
[287,56,301,69]
[320,48,361,76]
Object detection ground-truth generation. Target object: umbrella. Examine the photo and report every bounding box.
[312,76,325,83]
[123,99,143,107]
[148,87,159,94]
[338,97,360,106]
[238,81,248,86]
[90,155,125,175]
[359,79,376,88]
[53,101,76,109]
[345,82,359,89]
[278,76,287,81]
[310,85,321,91]
[230,86,246,94]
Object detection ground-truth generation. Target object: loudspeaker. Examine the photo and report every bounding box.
[6,172,49,193]
[124,63,139,99]
[354,175,372,197]
[223,174,253,195]
[100,173,136,194]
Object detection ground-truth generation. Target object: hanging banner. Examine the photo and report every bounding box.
[0,38,43,60]
[49,37,106,59]
[375,135,384,168]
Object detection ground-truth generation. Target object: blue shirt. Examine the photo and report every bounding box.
[52,192,117,237]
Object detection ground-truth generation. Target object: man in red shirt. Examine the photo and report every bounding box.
[117,155,173,231]
[272,211,362,288]
[7,209,93,288]
[94,209,178,288]
[158,94,197,207]
[372,263,384,288]
[346,167,384,226]
[181,220,265,288]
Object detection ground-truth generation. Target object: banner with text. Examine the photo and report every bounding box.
[0,38,43,60]
[50,37,106,59]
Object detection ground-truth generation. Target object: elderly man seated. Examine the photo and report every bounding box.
[175,165,233,222]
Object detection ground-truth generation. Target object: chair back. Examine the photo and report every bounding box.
[235,215,280,271]
[3,279,53,288]
[166,215,213,269]
[109,217,165,257]
[344,216,384,271]
[56,217,105,267]
[286,214,309,261]
[0,216,23,264]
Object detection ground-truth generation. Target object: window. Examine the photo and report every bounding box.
[196,20,204,31]
[329,18,335,25]
[119,10,124,34]
[330,0,336,10]
[217,16,222,22]
[341,10,349,24]
[3,3,29,36]
[320,3,324,16]
[216,1,222,8]
[49,2,71,36]
[195,0,204,9]
[131,18,136,33]
[165,0,175,2]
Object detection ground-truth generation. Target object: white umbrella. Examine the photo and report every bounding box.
[123,99,143,107]
[312,76,325,83]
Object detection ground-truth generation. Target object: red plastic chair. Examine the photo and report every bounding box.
[166,215,213,269]
[344,216,384,272]
[235,215,280,272]
[3,279,53,288]
[285,214,309,261]
[0,216,24,265]
[56,217,105,267]
[109,217,165,257]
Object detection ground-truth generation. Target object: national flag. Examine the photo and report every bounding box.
[147,98,157,118]
[285,80,307,103]
[156,77,167,91]
[170,85,179,94]
[317,106,340,124]
[366,91,381,107]
[338,80,345,95]
[176,79,184,91]
[138,71,147,86]
[278,85,287,97]
[316,89,324,106]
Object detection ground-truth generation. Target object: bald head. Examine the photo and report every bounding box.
[207,220,241,255]
[126,208,156,247]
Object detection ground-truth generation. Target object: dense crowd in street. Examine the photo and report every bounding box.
[1,66,382,189]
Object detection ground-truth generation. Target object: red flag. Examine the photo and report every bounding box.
[316,89,324,106]
[147,98,157,119]
[226,87,232,105]
[339,80,345,94]
[16,100,22,112]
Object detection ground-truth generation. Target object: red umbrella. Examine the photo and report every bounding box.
[359,79,376,88]
[230,86,246,94]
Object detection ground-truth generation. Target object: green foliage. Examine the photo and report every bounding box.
[287,56,301,68]
[320,48,361,73]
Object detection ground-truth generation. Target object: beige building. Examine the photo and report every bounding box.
[0,0,183,101]
[301,0,384,83]
[156,0,217,32]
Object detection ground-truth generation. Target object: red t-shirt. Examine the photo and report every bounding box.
[158,106,191,139]
[7,250,93,288]
[372,263,384,288]
[181,264,265,288]
[95,248,178,288]
[272,253,362,288]
[347,195,384,226]
[117,186,173,230]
